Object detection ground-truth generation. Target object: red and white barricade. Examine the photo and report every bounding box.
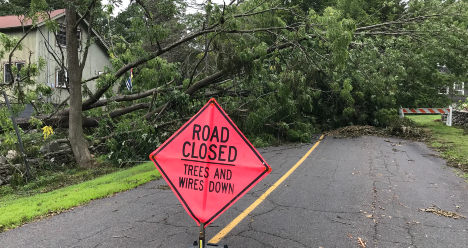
[399,106,452,126]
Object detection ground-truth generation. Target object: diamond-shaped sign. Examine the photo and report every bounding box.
[150,99,271,227]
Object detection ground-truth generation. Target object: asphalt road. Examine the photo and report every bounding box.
[1,135,467,248]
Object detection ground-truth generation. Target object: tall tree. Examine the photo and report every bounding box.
[65,5,94,168]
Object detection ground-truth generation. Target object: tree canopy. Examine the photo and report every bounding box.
[1,0,467,166]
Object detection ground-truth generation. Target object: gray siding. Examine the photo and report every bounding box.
[35,16,112,104]
[1,15,112,104]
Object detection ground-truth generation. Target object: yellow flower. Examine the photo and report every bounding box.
[42,126,54,140]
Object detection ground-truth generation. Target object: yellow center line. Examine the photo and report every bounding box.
[208,134,325,244]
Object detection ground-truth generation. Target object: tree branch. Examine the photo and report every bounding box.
[80,21,300,110]
[37,28,64,71]
[80,28,217,109]
[234,7,295,18]
[4,26,34,86]
[224,25,303,34]
[79,1,96,70]
[135,0,162,51]
[75,0,98,29]
[188,31,221,88]
[84,85,183,110]
[46,96,70,120]
[355,14,442,32]
[153,102,169,122]
[185,70,226,95]
[46,11,67,77]
[107,103,150,119]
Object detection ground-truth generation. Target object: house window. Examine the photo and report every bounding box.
[454,82,464,95]
[15,62,24,79]
[3,63,11,83]
[56,25,66,47]
[3,62,25,83]
[438,86,449,95]
[56,25,82,49]
[55,69,68,88]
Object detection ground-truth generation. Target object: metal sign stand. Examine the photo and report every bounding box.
[190,222,228,248]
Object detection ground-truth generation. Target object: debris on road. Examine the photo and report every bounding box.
[326,123,431,140]
[419,206,466,219]
[346,234,366,248]
[358,237,366,247]
[157,185,171,190]
[327,126,381,138]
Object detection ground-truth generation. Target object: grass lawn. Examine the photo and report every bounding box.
[0,162,160,232]
[407,115,468,179]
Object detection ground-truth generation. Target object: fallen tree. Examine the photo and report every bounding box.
[1,0,468,167]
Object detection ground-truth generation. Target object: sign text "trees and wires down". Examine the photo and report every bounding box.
[179,124,237,194]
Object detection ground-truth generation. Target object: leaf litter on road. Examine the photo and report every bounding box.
[419,205,466,219]
[157,185,171,190]
[326,124,431,141]
[346,233,367,248]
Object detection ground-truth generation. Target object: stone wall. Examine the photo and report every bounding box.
[0,143,74,187]
[0,158,12,186]
[442,110,468,126]
[0,154,33,186]
[452,110,468,126]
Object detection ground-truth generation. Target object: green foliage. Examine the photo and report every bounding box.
[456,97,468,111]
[2,0,468,166]
[0,33,23,60]
[251,135,272,148]
[28,117,43,130]
[0,162,160,232]
[94,117,162,165]
[0,107,13,131]
[25,145,40,157]
[408,115,468,172]
[9,172,26,188]
[0,0,67,17]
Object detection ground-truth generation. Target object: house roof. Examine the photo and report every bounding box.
[0,9,65,29]
[0,9,109,50]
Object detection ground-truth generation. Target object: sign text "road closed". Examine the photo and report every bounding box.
[182,124,238,163]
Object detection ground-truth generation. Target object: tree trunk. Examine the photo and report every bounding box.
[66,8,94,168]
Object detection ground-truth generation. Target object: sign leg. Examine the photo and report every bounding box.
[192,223,228,248]
[199,222,205,248]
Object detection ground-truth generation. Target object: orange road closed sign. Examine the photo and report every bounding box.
[150,98,271,227]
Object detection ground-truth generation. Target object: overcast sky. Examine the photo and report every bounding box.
[104,0,227,16]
